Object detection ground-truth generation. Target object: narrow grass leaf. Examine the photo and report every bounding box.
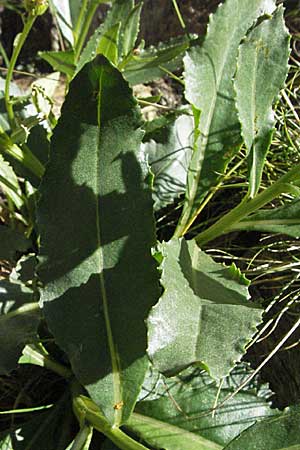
[235,6,290,197]
[147,239,262,380]
[176,0,276,234]
[230,198,300,237]
[38,56,159,426]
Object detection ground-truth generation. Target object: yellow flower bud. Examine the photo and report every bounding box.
[24,0,48,16]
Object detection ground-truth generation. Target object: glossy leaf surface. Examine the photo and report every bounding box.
[38,56,159,426]
[235,7,290,197]
[177,0,276,234]
[147,239,262,379]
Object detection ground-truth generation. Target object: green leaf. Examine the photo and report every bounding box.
[176,0,276,234]
[230,198,300,237]
[76,25,104,73]
[39,50,76,78]
[225,405,300,450]
[147,239,262,380]
[10,254,38,284]
[235,7,290,197]
[103,0,134,33]
[0,154,23,209]
[133,364,277,448]
[121,2,143,57]
[0,301,40,374]
[127,413,222,450]
[123,35,191,85]
[0,434,12,450]
[97,23,121,66]
[0,226,30,261]
[141,112,193,209]
[38,56,159,426]
[77,0,134,73]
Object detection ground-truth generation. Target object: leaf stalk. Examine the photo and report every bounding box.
[195,162,300,246]
[5,14,36,127]
[73,395,151,450]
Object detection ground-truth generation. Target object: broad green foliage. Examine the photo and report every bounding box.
[38,56,160,426]
[225,406,300,450]
[176,0,276,235]
[235,7,290,197]
[147,239,262,379]
[133,365,279,448]
[127,413,222,450]
[129,364,277,448]
[141,112,193,209]
[0,0,298,448]
[0,226,30,261]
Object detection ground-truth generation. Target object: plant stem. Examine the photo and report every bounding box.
[195,162,300,246]
[22,344,72,379]
[73,0,89,44]
[74,2,98,63]
[73,395,151,450]
[5,14,36,127]
[0,132,44,178]
[171,0,186,29]
[70,425,93,450]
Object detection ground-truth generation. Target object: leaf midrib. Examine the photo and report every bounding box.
[96,67,122,427]
[128,413,222,450]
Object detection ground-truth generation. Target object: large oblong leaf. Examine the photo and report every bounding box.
[225,405,300,450]
[129,364,277,449]
[147,239,262,380]
[38,56,159,426]
[176,0,276,234]
[235,6,290,197]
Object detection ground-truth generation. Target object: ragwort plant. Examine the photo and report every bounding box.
[1,0,300,449]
